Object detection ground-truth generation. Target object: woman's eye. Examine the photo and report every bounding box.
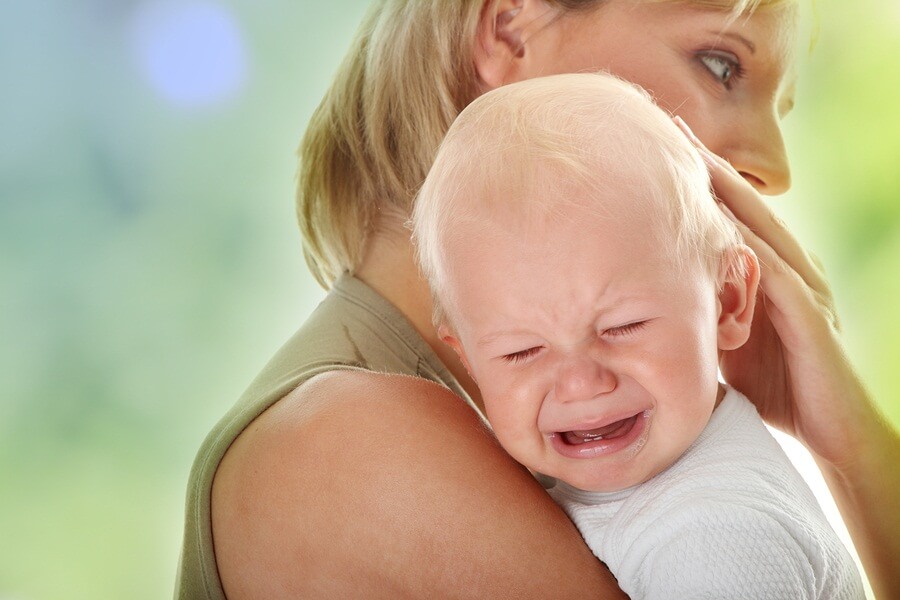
[502,347,542,364]
[605,321,648,337]
[698,52,743,88]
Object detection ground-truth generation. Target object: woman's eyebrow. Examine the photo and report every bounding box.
[708,30,756,54]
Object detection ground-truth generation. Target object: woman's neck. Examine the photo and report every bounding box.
[354,229,484,414]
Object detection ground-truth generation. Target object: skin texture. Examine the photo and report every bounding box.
[212,0,900,597]
[213,372,625,598]
[438,180,758,493]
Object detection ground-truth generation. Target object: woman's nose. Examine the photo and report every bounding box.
[553,355,617,404]
[726,112,792,195]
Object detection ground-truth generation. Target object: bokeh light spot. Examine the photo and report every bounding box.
[131,1,247,107]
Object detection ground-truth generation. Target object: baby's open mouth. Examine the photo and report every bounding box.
[561,413,640,445]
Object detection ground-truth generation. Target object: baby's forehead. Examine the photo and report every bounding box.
[413,73,726,312]
[435,73,704,237]
[459,151,676,235]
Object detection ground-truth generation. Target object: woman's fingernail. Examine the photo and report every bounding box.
[673,116,728,172]
[674,116,701,145]
[699,147,717,168]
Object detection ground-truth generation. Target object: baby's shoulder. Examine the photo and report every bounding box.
[627,501,818,599]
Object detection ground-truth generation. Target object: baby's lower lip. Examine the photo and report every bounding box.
[550,411,649,459]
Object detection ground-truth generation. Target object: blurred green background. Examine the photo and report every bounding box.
[0,1,897,598]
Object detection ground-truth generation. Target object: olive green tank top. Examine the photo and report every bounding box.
[174,274,474,599]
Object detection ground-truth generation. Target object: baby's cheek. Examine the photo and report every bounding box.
[479,370,542,434]
[646,324,717,380]
[484,387,542,451]
[484,395,529,438]
[493,422,545,474]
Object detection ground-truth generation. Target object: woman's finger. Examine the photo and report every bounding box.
[707,153,830,295]
[673,117,831,298]
[718,201,839,333]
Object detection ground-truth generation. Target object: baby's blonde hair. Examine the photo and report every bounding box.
[297,0,790,289]
[412,73,746,324]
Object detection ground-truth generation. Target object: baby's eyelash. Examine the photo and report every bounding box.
[501,323,649,362]
[605,321,648,337]
[502,347,542,364]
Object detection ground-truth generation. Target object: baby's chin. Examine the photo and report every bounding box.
[553,465,659,494]
[542,448,673,494]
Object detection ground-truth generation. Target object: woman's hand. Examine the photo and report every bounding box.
[674,116,875,466]
[675,116,900,599]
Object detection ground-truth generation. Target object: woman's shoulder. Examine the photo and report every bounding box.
[223,369,484,460]
[212,368,493,522]
[211,370,624,598]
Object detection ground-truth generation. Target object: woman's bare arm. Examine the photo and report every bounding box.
[676,116,900,599]
[212,370,625,599]
[815,415,900,600]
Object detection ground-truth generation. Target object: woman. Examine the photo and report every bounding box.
[176,1,900,598]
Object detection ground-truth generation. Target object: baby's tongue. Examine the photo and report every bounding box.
[563,416,633,445]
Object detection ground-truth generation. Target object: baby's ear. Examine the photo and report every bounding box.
[438,323,476,381]
[716,245,760,351]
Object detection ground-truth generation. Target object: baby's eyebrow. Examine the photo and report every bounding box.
[477,330,528,348]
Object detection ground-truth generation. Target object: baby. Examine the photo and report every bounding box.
[412,73,864,599]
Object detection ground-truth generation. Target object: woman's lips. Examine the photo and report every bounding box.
[550,410,650,459]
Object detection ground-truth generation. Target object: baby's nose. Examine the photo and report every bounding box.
[553,356,617,404]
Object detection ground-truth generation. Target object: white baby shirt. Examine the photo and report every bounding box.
[548,387,864,600]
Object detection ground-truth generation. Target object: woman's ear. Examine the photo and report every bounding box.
[438,323,477,382]
[717,245,761,351]
[474,0,555,90]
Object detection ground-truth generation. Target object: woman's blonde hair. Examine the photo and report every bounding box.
[296,0,789,289]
